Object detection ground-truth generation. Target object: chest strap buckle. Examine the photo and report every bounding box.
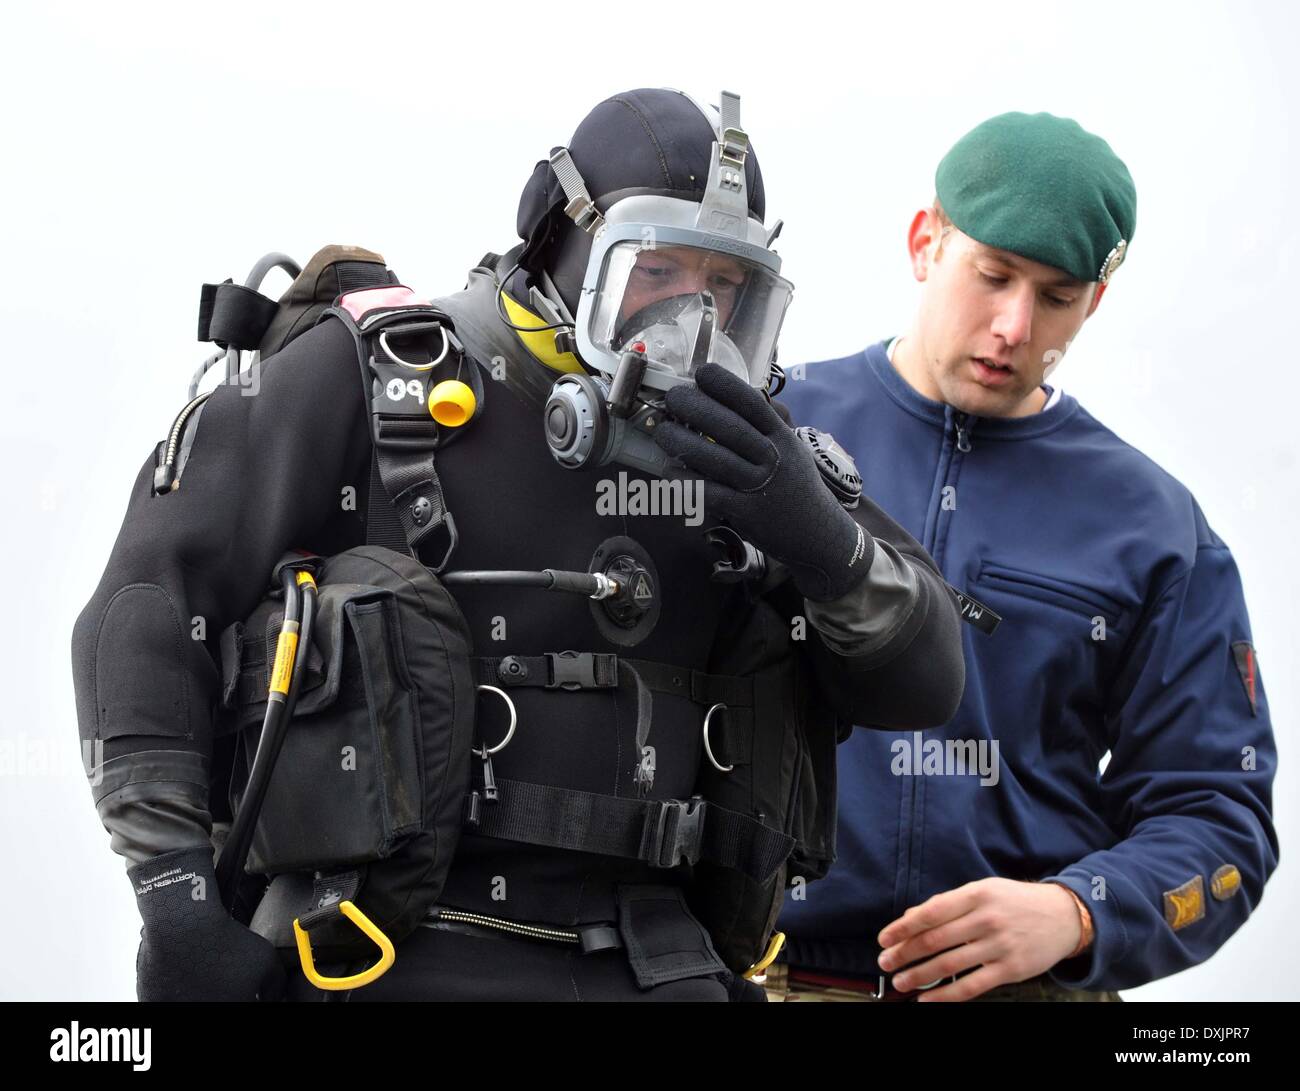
[546,650,615,691]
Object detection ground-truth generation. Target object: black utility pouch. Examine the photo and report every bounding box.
[224,583,424,873]
[217,545,476,959]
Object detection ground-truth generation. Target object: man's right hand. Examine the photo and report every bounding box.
[129,848,285,1002]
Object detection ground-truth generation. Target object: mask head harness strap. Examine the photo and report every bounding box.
[550,147,605,235]
[693,90,752,241]
[550,90,754,242]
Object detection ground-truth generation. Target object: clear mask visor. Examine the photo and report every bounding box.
[587,240,792,388]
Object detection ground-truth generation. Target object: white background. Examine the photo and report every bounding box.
[0,0,1293,1001]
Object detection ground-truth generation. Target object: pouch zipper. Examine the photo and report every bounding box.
[424,908,580,945]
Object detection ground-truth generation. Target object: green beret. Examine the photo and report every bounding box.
[935,112,1136,285]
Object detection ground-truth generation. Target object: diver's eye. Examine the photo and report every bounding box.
[707,276,745,299]
[632,262,678,281]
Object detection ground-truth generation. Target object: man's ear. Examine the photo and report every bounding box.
[907,208,940,283]
[1085,282,1107,317]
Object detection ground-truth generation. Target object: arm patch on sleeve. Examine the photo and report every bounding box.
[1231,641,1259,717]
[93,583,194,742]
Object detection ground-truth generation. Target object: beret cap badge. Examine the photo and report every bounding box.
[1099,239,1127,284]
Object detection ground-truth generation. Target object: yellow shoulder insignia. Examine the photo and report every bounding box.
[1163,875,1206,932]
[1211,865,1242,901]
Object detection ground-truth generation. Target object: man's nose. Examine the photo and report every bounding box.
[990,286,1034,348]
[678,268,710,295]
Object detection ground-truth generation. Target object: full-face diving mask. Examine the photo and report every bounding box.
[542,91,793,476]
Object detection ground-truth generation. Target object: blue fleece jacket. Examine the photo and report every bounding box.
[775,340,1278,991]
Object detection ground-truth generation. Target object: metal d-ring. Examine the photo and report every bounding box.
[379,325,449,371]
[702,702,733,773]
[473,684,517,757]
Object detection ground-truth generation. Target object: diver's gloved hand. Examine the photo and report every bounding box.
[129,847,285,1002]
[653,362,872,602]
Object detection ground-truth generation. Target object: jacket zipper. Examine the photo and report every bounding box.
[954,413,972,453]
[900,408,973,914]
[423,908,580,944]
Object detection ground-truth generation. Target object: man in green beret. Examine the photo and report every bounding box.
[768,112,1278,1001]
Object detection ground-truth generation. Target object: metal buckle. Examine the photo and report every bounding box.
[546,650,594,691]
[720,126,749,169]
[875,972,958,1000]
[647,796,705,868]
[563,195,604,234]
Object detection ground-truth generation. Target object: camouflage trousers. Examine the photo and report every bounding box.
[761,963,1123,1003]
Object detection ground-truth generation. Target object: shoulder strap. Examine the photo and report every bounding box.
[323,285,484,570]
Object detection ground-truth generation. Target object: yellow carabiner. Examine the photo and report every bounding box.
[293,900,396,991]
[743,930,786,982]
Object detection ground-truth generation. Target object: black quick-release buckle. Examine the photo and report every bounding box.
[646,796,706,869]
[546,650,595,691]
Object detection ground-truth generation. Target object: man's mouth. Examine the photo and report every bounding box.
[971,357,1015,383]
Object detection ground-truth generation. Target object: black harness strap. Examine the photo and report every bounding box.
[472,653,754,775]
[367,412,458,567]
[624,659,755,707]
[472,780,792,885]
[295,868,365,934]
[323,292,488,569]
[626,659,754,770]
[476,652,620,690]
[473,653,656,794]
[365,451,411,555]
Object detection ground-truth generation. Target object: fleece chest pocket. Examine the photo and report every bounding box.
[976,560,1125,635]
[228,585,424,875]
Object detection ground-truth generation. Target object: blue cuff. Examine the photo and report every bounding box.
[1041,871,1131,990]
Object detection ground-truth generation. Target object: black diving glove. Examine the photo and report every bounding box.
[653,362,872,602]
[129,847,285,1002]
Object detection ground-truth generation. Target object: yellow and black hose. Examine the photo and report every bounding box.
[217,565,318,911]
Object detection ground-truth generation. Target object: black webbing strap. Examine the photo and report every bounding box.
[624,659,754,708]
[476,652,620,690]
[472,780,792,884]
[473,653,656,794]
[333,261,393,295]
[321,300,464,567]
[472,655,754,778]
[622,660,654,794]
[365,450,413,555]
[476,654,750,707]
[295,868,364,933]
[625,659,754,770]
[368,415,457,569]
[226,622,324,711]
[197,280,280,350]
